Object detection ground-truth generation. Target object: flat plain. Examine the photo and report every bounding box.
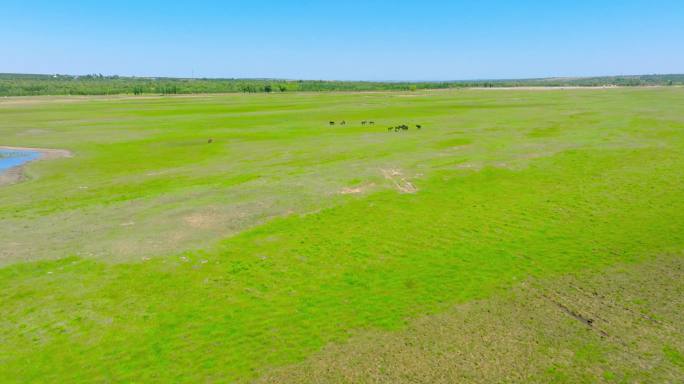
[1,88,683,382]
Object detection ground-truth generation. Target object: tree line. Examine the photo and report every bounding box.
[0,73,682,97]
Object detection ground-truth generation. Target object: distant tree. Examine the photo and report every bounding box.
[1,73,683,97]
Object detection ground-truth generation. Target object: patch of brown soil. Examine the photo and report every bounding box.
[340,187,363,194]
[339,183,374,195]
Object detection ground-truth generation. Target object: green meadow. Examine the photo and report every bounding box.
[1,88,683,382]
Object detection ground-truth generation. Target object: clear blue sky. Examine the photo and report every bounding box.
[3,0,683,80]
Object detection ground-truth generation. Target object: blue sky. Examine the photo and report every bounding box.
[2,0,683,80]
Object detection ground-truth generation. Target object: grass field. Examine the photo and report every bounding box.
[1,88,683,382]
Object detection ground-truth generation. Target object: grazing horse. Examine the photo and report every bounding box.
[416,124,422,129]
[369,121,375,125]
[387,127,393,132]
[340,120,346,125]
[362,121,367,125]
[329,121,335,126]
[207,138,214,143]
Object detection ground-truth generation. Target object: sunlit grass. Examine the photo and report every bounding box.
[1,88,683,382]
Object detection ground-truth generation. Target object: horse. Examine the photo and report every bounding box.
[329,121,335,126]
[362,121,367,125]
[416,124,422,129]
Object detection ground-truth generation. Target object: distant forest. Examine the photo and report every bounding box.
[1,73,682,96]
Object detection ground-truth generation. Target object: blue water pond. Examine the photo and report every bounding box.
[0,148,41,172]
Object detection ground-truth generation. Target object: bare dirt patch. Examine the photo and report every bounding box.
[183,210,225,229]
[381,168,418,194]
[339,187,363,194]
[339,183,375,195]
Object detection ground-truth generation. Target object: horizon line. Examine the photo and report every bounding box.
[2,72,683,83]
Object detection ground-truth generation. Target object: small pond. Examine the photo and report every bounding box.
[0,148,41,172]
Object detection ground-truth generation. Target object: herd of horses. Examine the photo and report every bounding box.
[329,120,367,126]
[328,120,423,132]
[208,120,423,144]
[389,124,422,132]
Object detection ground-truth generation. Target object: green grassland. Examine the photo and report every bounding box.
[260,255,684,383]
[1,88,683,382]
